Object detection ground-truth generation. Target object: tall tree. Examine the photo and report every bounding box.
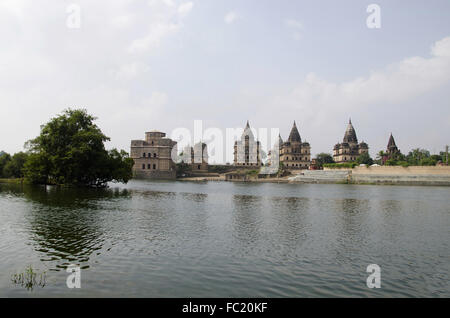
[3,152,29,178]
[356,152,374,165]
[0,152,11,178]
[406,148,430,165]
[315,153,334,167]
[24,109,134,187]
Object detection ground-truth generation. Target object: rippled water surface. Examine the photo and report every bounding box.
[0,180,449,297]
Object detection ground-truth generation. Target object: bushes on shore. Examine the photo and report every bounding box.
[323,162,358,169]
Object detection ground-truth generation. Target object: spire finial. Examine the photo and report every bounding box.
[349,117,352,124]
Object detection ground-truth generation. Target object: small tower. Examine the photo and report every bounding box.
[382,133,401,164]
[386,133,400,155]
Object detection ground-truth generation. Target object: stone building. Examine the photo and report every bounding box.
[234,121,261,167]
[386,133,400,156]
[333,119,369,163]
[267,134,283,168]
[130,130,177,179]
[382,133,401,164]
[182,142,209,172]
[279,121,311,169]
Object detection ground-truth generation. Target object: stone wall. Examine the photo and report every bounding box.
[351,166,450,175]
[289,170,350,183]
[133,169,176,180]
[350,166,450,186]
[291,166,450,185]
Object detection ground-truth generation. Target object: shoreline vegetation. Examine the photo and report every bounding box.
[0,178,25,184]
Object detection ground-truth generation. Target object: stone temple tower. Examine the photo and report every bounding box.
[333,119,369,163]
[233,121,261,167]
[279,121,311,169]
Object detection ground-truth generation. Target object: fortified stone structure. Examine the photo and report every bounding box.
[234,121,261,167]
[182,142,209,172]
[333,119,369,163]
[130,130,177,179]
[267,134,283,168]
[279,121,311,169]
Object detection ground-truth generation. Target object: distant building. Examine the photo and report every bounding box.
[382,133,401,164]
[267,134,283,168]
[280,121,311,169]
[130,130,177,179]
[234,121,261,167]
[333,119,369,163]
[182,142,209,172]
[310,158,320,170]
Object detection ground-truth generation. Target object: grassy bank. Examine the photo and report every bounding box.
[0,178,26,184]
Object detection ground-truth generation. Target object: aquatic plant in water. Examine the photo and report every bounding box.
[11,265,47,291]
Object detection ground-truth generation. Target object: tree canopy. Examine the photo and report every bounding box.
[356,152,374,165]
[315,153,334,167]
[2,152,29,178]
[23,109,133,187]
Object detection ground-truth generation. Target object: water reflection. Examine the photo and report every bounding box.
[270,196,310,248]
[232,194,263,247]
[378,199,403,244]
[16,184,130,270]
[333,198,371,264]
[179,192,208,236]
[1,181,449,297]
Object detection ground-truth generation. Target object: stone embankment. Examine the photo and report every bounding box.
[288,170,350,183]
[289,166,450,186]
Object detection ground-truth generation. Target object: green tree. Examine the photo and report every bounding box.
[406,148,430,165]
[176,161,190,177]
[356,152,374,165]
[430,154,442,162]
[0,152,11,178]
[3,152,29,178]
[315,153,334,167]
[23,109,134,187]
[420,157,437,166]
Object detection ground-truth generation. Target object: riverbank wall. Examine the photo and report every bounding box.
[289,166,450,186]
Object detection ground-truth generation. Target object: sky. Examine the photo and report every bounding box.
[1,0,450,163]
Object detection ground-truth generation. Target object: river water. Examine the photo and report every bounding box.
[0,180,449,297]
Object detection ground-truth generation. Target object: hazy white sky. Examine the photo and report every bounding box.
[1,0,449,163]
